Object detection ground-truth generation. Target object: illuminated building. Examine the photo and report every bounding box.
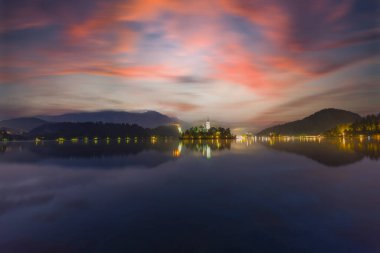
[205,118,211,131]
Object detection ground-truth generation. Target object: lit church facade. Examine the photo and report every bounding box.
[205,118,210,131]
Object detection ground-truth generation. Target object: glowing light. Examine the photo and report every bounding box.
[56,137,65,144]
[151,136,157,144]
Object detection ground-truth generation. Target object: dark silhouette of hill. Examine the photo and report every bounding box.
[257,108,361,136]
[260,140,364,167]
[28,122,180,139]
[260,138,379,167]
[38,110,181,128]
[0,141,179,169]
[0,117,47,133]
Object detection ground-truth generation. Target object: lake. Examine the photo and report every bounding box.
[0,138,379,253]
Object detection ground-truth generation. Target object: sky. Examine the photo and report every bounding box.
[0,0,379,129]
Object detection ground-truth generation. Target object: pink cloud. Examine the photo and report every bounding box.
[158,101,201,112]
[1,0,375,102]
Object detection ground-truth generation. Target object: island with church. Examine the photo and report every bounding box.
[180,119,235,140]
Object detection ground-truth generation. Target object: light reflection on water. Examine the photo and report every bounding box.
[2,137,378,167]
[0,138,379,253]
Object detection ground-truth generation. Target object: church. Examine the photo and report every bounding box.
[205,118,210,131]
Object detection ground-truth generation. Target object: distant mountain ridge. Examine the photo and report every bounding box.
[0,110,183,134]
[0,117,47,133]
[257,108,361,136]
[28,122,180,139]
[37,110,180,128]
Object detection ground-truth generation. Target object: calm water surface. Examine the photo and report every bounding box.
[0,138,379,253]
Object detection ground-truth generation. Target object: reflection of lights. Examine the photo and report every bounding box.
[201,144,212,159]
[236,135,244,142]
[172,149,180,157]
[172,143,182,157]
[206,146,211,159]
[255,135,380,159]
[34,138,42,145]
[178,142,182,153]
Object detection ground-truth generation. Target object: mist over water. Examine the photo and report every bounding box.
[0,138,379,253]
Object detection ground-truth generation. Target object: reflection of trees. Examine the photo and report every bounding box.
[0,145,6,154]
[327,138,380,160]
[180,140,232,159]
[181,139,232,152]
[364,142,380,160]
[260,138,380,167]
[0,141,179,169]
[30,141,178,158]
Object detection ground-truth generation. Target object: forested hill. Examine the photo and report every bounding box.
[28,122,180,139]
[38,110,180,128]
[0,117,47,133]
[257,108,361,136]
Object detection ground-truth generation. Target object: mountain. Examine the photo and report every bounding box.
[38,110,181,128]
[257,108,361,136]
[260,140,364,166]
[0,117,47,133]
[28,122,180,139]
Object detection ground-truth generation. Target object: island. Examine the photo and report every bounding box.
[180,119,235,139]
[256,109,380,138]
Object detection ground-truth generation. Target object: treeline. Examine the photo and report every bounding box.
[26,122,180,140]
[181,126,235,139]
[325,114,380,137]
[0,130,12,140]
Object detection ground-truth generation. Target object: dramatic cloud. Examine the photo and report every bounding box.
[0,0,378,125]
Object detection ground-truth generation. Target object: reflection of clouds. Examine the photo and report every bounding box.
[0,139,379,252]
[0,194,54,216]
[34,199,91,223]
[0,164,96,221]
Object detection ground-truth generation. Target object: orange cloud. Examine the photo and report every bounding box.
[53,64,183,80]
[158,101,201,112]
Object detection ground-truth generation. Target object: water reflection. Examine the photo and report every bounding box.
[0,137,379,168]
[181,139,232,159]
[0,138,379,253]
[256,137,380,166]
[0,140,180,169]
